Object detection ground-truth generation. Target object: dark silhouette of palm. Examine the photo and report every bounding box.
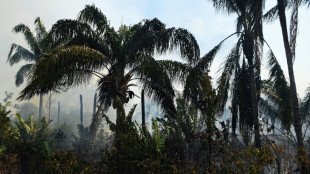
[207,0,265,147]
[18,5,200,138]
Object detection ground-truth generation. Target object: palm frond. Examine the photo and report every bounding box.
[156,60,191,83]
[263,5,279,23]
[77,4,108,34]
[266,49,293,130]
[183,67,217,118]
[209,0,245,15]
[300,86,310,119]
[127,18,200,65]
[12,24,41,56]
[164,28,200,65]
[134,59,176,116]
[259,98,279,123]
[236,15,243,34]
[15,63,34,87]
[7,44,37,65]
[50,19,111,56]
[197,43,222,71]
[216,42,241,114]
[127,104,137,122]
[34,17,47,42]
[18,46,109,100]
[103,27,121,60]
[289,0,298,62]
[50,19,96,46]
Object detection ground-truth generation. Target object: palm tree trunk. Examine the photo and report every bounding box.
[116,104,125,131]
[89,101,104,139]
[276,0,304,149]
[141,89,146,135]
[39,92,43,121]
[248,60,261,148]
[243,32,261,148]
[277,1,305,172]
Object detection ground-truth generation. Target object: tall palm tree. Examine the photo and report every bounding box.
[8,17,51,120]
[207,0,264,147]
[18,5,200,138]
[260,48,310,142]
[276,0,304,151]
[264,2,309,170]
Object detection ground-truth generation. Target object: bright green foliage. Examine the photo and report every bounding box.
[150,119,166,158]
[11,114,53,173]
[14,114,52,143]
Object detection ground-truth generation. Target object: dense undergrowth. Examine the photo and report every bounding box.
[0,101,310,174]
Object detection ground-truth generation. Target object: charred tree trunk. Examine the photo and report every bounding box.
[80,95,83,126]
[39,92,43,121]
[93,93,97,118]
[48,92,52,120]
[57,102,60,125]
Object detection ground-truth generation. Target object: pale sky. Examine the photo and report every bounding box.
[0,0,309,115]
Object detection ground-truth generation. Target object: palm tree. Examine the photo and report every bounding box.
[207,0,264,147]
[264,0,310,147]
[275,0,304,151]
[260,48,310,143]
[18,5,200,138]
[265,3,307,171]
[8,17,51,120]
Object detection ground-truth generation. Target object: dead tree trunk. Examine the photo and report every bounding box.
[80,95,83,126]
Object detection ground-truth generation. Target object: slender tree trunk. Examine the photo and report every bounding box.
[39,92,43,121]
[276,0,303,149]
[80,95,83,126]
[141,89,146,135]
[93,93,97,118]
[89,101,104,139]
[48,92,52,120]
[244,32,261,148]
[248,60,261,148]
[277,1,305,172]
[57,102,60,125]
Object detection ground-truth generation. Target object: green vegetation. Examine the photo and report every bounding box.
[2,1,310,173]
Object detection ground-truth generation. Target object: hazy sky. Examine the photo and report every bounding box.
[0,0,309,115]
